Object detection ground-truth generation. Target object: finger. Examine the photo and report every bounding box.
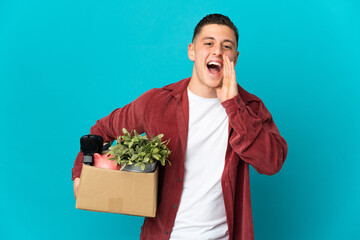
[224,55,231,84]
[230,60,234,78]
[222,54,227,79]
[230,61,237,85]
[223,55,229,78]
[227,55,232,75]
[228,56,232,77]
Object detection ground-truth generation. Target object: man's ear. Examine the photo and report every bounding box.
[188,43,195,61]
[233,51,240,65]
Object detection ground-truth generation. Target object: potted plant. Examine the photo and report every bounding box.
[108,128,171,172]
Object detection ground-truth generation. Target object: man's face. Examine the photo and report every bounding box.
[188,24,239,95]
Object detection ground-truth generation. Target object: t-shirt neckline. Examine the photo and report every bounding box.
[187,88,220,103]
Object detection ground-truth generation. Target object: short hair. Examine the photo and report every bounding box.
[192,14,239,47]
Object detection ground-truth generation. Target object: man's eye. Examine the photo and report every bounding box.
[205,42,212,45]
[224,45,232,49]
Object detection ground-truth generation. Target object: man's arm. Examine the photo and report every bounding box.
[71,88,157,181]
[218,55,287,175]
[222,94,287,175]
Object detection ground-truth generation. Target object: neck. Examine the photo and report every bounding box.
[188,70,217,98]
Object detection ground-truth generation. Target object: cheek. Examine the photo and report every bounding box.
[194,47,209,58]
[195,61,205,73]
[194,52,207,66]
[225,53,236,62]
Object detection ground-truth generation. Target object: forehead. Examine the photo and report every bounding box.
[195,24,237,43]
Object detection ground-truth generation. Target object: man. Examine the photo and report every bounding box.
[72,14,287,240]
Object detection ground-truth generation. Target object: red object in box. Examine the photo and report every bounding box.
[93,152,120,170]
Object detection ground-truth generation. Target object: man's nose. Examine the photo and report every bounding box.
[212,44,223,56]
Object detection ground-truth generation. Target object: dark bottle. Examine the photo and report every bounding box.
[80,135,104,165]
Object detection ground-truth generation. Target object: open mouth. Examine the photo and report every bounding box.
[207,61,223,75]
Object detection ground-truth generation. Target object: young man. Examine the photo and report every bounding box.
[72,14,287,240]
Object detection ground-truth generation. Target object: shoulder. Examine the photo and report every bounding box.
[161,77,190,93]
[237,85,263,104]
[144,77,190,101]
[237,85,270,116]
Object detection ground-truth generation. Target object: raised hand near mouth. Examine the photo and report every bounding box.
[215,54,239,103]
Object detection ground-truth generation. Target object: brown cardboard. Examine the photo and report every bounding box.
[76,164,158,217]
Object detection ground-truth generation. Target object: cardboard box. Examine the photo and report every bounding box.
[76,164,158,217]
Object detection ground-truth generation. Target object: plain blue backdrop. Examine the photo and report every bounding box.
[1,0,359,239]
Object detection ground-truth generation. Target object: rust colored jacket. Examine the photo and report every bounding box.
[72,77,288,240]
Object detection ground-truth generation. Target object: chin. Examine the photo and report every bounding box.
[205,76,222,88]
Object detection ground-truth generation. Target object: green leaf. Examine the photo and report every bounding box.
[141,163,145,171]
[160,158,165,166]
[122,136,130,141]
[110,128,172,168]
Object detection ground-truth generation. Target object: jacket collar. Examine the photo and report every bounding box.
[162,78,191,159]
[163,77,191,98]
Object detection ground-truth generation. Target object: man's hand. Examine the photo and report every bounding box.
[216,54,238,103]
[73,177,80,200]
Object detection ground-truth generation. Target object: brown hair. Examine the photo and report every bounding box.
[193,14,239,47]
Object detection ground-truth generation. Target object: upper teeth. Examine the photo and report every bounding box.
[208,62,222,66]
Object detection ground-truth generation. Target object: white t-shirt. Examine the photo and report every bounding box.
[170,88,229,240]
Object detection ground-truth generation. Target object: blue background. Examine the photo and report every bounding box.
[1,0,359,239]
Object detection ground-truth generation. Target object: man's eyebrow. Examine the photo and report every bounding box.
[223,39,236,46]
[201,37,215,41]
[200,37,236,46]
